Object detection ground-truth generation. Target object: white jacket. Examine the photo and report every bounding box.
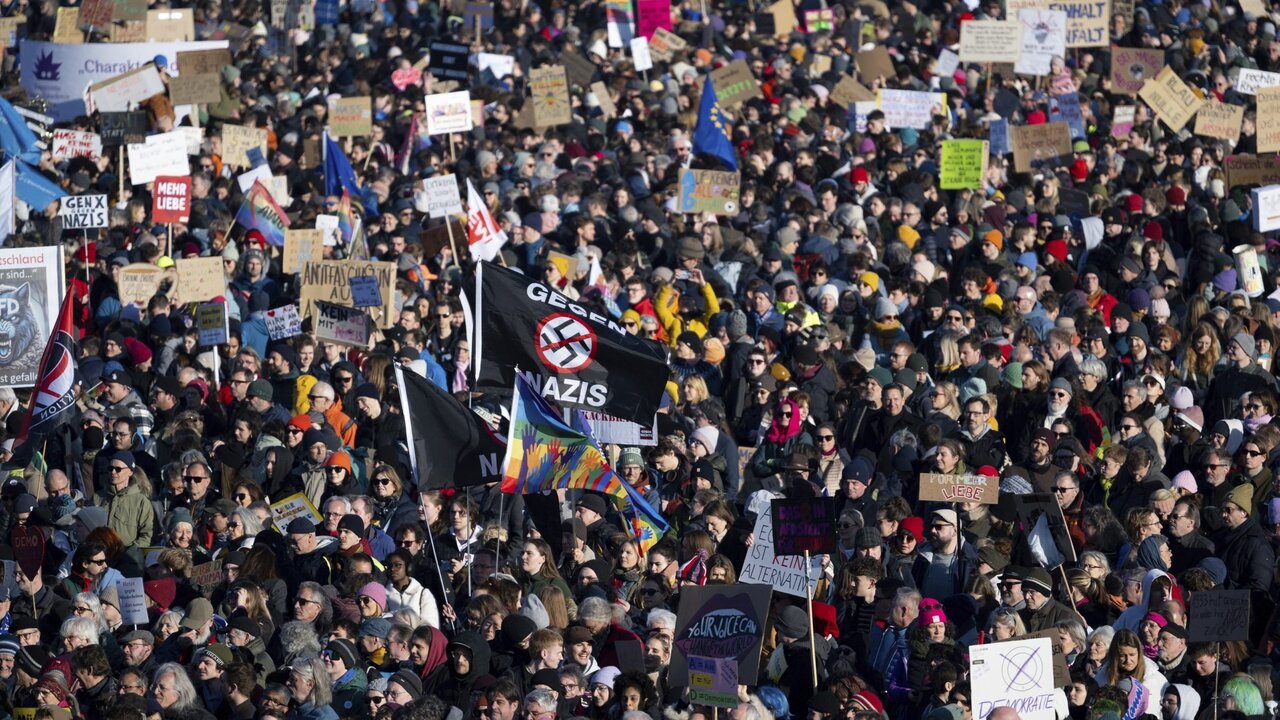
[386,578,441,628]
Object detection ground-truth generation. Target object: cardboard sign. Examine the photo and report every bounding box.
[1188,589,1250,642]
[740,508,822,598]
[648,27,686,61]
[1259,87,1280,154]
[1139,66,1204,133]
[269,492,321,529]
[89,64,166,113]
[314,299,372,347]
[1015,9,1067,76]
[687,656,738,708]
[1048,0,1109,47]
[100,111,147,145]
[560,50,596,88]
[53,7,83,43]
[170,71,221,105]
[0,18,23,45]
[766,0,798,35]
[635,0,671,38]
[283,229,323,274]
[196,302,228,346]
[176,48,231,75]
[265,304,303,340]
[970,638,1056,720]
[146,9,194,40]
[423,176,462,218]
[877,89,946,130]
[349,275,382,308]
[939,140,990,190]
[529,66,572,127]
[1235,68,1280,96]
[959,20,1023,63]
[127,133,190,185]
[671,584,771,686]
[770,497,837,555]
[428,40,469,82]
[152,176,191,224]
[1195,100,1244,144]
[117,577,148,624]
[1226,154,1280,188]
[591,81,618,119]
[189,560,223,588]
[1049,93,1085,139]
[51,130,102,161]
[60,194,108,229]
[1011,122,1072,173]
[710,60,762,108]
[677,169,740,215]
[221,124,268,168]
[11,526,42,579]
[299,260,396,327]
[425,91,473,135]
[831,75,876,107]
[79,0,115,29]
[175,256,225,304]
[329,96,372,137]
[118,263,167,308]
[420,218,467,257]
[1110,46,1163,95]
[856,46,895,82]
[919,472,1000,504]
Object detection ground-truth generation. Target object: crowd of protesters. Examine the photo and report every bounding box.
[4,0,1280,719]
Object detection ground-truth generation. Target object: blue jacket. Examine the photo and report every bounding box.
[867,622,910,687]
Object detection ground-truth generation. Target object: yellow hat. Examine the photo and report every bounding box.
[898,225,921,249]
[548,255,570,279]
[982,294,1004,313]
[157,256,175,268]
[622,309,642,328]
[859,271,880,291]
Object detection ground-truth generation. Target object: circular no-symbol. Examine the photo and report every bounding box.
[999,645,1045,693]
[535,312,597,373]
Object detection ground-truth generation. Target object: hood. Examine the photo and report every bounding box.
[1139,568,1170,607]
[1213,419,1244,455]
[1171,683,1200,720]
[447,630,492,678]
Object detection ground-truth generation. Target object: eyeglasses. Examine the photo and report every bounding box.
[109,465,130,473]
[334,376,353,383]
[818,434,835,441]
[1120,424,1138,431]
[294,597,320,606]
[1050,390,1070,398]
[838,522,855,529]
[1205,463,1225,470]
[1051,486,1076,493]
[1246,403,1264,410]
[234,493,248,501]
[400,539,420,546]
[326,467,346,474]
[1245,449,1266,457]
[183,475,208,483]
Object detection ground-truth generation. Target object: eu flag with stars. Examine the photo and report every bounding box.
[692,73,737,171]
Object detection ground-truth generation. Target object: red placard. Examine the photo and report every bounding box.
[152,175,191,224]
[11,526,43,580]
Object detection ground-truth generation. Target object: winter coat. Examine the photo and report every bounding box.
[95,482,154,547]
[386,578,441,628]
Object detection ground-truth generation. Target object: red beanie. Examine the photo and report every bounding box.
[1046,239,1068,263]
[1127,194,1144,213]
[1027,110,1047,125]
[1071,158,1088,182]
[1143,222,1163,241]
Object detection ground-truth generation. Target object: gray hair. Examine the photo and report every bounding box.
[278,620,322,658]
[229,507,263,536]
[893,587,922,611]
[578,597,612,624]
[525,688,557,714]
[153,662,198,711]
[326,496,352,514]
[1079,355,1108,379]
[73,592,109,634]
[646,609,677,631]
[1056,619,1087,652]
[1087,625,1116,653]
[310,381,334,400]
[289,656,332,706]
[391,608,422,629]
[1079,551,1111,575]
[60,615,99,644]
[0,387,16,405]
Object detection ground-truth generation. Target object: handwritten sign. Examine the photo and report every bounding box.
[118,263,167,308]
[100,111,147,146]
[1235,68,1280,96]
[90,64,166,114]
[739,508,822,598]
[529,66,571,127]
[79,0,115,28]
[1015,9,1066,76]
[145,9,193,41]
[959,20,1023,63]
[221,124,268,168]
[176,48,231,75]
[314,299,372,347]
[939,140,989,190]
[1049,93,1085,139]
[649,27,685,61]
[919,472,1001,504]
[770,497,837,555]
[260,305,299,340]
[1226,154,1280,188]
[1259,87,1280,154]
[831,75,876,107]
[710,60,762,108]
[189,560,224,588]
[1188,589,1250,642]
[329,96,372,137]
[1139,66,1204,133]
[687,656,738,708]
[1110,46,1163,95]
[11,526,42,579]
[1011,122,1072,173]
[425,91,473,135]
[1047,0,1109,47]
[196,302,228,346]
[422,176,462,218]
[175,256,225,304]
[970,638,1056,720]
[349,275,382,308]
[170,70,221,105]
[60,194,108,230]
[299,260,396,327]
[671,584,772,686]
[877,89,946,130]
[53,7,83,43]
[283,229,323,275]
[678,169,740,215]
[118,577,148,624]
[1195,100,1244,144]
[152,176,191,224]
[1112,105,1136,137]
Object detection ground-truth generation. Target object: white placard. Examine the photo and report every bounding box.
[1014,9,1067,76]
[738,508,822,597]
[936,48,960,78]
[423,176,462,218]
[265,304,303,340]
[576,410,658,446]
[118,576,149,625]
[970,638,1056,720]
[876,89,947,130]
[59,194,108,229]
[0,160,14,244]
[172,126,203,155]
[51,129,102,161]
[630,37,653,72]
[316,214,339,246]
[477,53,515,78]
[424,90,474,135]
[1236,68,1280,96]
[127,132,190,185]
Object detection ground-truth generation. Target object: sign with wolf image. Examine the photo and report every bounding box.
[0,247,62,388]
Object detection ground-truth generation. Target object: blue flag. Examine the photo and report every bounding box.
[692,74,737,171]
[15,161,65,212]
[0,97,40,166]
[324,132,361,198]
[315,0,338,24]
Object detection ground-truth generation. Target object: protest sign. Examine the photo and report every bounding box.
[1195,100,1244,144]
[1112,105,1136,137]
[428,40,469,81]
[560,50,596,87]
[391,66,422,91]
[1226,154,1280,188]
[423,176,462,218]
[1047,0,1109,46]
[831,75,876,107]
[677,169,740,215]
[152,176,191,224]
[919,472,1001,504]
[1016,493,1077,565]
[1259,88,1280,154]
[576,410,658,446]
[11,526,42,579]
[1015,9,1066,76]
[175,256,225,304]
[710,60,762,108]
[934,50,957,78]
[146,9,194,40]
[877,89,946,130]
[0,18,22,46]
[118,577,148,624]
[648,27,685,61]
[1110,47,1163,95]
[329,96,372,136]
[591,81,618,118]
[270,492,322,528]
[958,20,1023,63]
[1011,122,1072,173]
[766,0,798,35]
[687,657,738,708]
[770,497,837,555]
[420,219,467,258]
[671,584,771,686]
[220,124,268,168]
[856,46,895,82]
[299,260,396,327]
[1255,186,1280,233]
[1139,66,1204,133]
[1058,188,1091,217]
[739,508,823,598]
[477,53,514,79]
[529,66,571,127]
[425,91,473,135]
[189,560,223,589]
[176,47,230,75]
[314,300,372,347]
[605,0,633,46]
[100,111,147,146]
[630,37,653,72]
[79,0,114,28]
[117,263,167,308]
[1235,68,1280,96]
[60,194,107,230]
[169,70,221,105]
[53,7,82,43]
[1049,93,1085,139]
[284,229,323,274]
[939,140,989,189]
[196,302,228,346]
[463,1,493,34]
[89,64,166,114]
[1188,589,1250,642]
[265,304,303,340]
[350,275,382,308]
[970,638,1056,720]
[990,119,1009,156]
[636,0,671,38]
[805,7,833,31]
[127,133,190,185]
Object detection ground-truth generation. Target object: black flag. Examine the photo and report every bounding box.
[474,261,670,425]
[394,364,506,490]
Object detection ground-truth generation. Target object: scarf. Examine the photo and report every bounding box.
[767,399,802,444]
[867,318,902,340]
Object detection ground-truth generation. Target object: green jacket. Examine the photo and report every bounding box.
[97,483,154,547]
[330,668,368,718]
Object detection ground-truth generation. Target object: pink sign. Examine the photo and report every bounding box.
[635,0,671,38]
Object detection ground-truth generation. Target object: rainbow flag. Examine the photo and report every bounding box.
[234,180,290,247]
[501,375,668,551]
[336,189,367,259]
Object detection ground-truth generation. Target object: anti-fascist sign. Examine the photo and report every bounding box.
[475,261,669,425]
[671,584,771,687]
[60,194,107,229]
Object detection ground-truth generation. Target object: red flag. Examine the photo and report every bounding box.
[465,178,508,262]
[11,289,78,464]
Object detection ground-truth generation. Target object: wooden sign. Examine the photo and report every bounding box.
[221,124,268,168]
[174,256,226,304]
[1258,87,1280,154]
[529,66,572,127]
[919,472,1000,505]
[1110,47,1163,95]
[1010,122,1073,173]
[958,20,1023,63]
[1138,66,1204,133]
[677,169,740,215]
[329,96,372,137]
[709,60,762,108]
[1195,100,1244,144]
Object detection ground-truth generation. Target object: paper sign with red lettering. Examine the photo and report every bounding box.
[152,176,191,223]
[51,129,102,161]
[919,472,1001,505]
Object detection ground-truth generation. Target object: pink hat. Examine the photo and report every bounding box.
[358,582,388,611]
[1172,471,1198,494]
[1175,406,1204,432]
[918,597,947,626]
[1143,611,1167,628]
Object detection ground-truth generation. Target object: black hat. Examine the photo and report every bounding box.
[228,615,262,638]
[286,517,316,534]
[529,668,564,696]
[1023,567,1053,596]
[809,691,842,715]
[576,493,607,516]
[153,375,183,397]
[1160,623,1187,639]
[16,645,49,678]
[337,514,365,536]
[389,669,423,700]
[793,343,820,366]
[325,638,359,670]
[855,527,882,549]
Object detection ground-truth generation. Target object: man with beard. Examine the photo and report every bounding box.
[948,397,1007,470]
[1010,429,1058,492]
[1030,378,1105,457]
[1157,623,1191,682]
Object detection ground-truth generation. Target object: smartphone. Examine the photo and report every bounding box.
[674,269,691,281]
